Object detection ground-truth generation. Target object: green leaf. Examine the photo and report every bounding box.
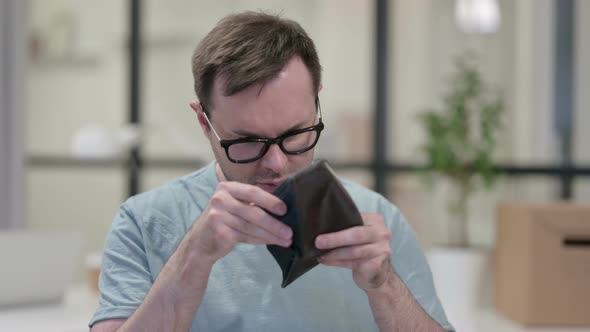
[415,51,505,230]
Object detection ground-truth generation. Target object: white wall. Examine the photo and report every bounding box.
[25,0,590,262]
[390,0,558,164]
[26,0,127,155]
[26,0,128,269]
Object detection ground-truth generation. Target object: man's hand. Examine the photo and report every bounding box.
[101,181,293,332]
[190,181,293,264]
[315,213,393,291]
[315,214,447,331]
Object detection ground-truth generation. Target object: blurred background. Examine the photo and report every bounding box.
[1,0,589,331]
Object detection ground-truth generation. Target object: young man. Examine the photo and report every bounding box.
[90,11,454,332]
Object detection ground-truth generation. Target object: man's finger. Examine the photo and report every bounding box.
[315,225,390,249]
[360,212,384,225]
[218,181,287,216]
[216,189,292,240]
[223,213,292,247]
[318,243,390,261]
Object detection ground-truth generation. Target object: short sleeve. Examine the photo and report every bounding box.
[379,198,455,332]
[88,201,153,327]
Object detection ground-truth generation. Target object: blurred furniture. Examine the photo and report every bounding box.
[0,231,84,307]
[0,284,97,332]
[496,202,590,327]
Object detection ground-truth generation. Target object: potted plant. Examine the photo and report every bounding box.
[417,53,504,321]
[417,53,504,247]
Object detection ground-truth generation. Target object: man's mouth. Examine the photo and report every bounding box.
[256,178,285,192]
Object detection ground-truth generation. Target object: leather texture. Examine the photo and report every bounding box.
[267,160,364,287]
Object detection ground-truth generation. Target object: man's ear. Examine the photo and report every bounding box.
[189,101,211,135]
[319,83,323,92]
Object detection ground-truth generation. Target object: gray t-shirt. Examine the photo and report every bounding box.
[90,161,454,331]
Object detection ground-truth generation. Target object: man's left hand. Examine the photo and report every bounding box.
[315,213,394,292]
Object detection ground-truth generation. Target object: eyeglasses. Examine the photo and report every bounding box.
[201,99,324,164]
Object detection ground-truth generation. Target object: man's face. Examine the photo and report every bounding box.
[198,56,319,192]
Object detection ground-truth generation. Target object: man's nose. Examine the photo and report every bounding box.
[260,143,288,173]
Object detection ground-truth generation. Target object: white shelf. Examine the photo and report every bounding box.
[30,55,101,69]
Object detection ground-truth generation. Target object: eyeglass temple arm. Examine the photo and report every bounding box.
[200,104,222,141]
[316,97,323,121]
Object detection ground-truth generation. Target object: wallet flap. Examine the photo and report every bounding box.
[267,160,364,288]
[267,178,302,286]
[294,161,364,259]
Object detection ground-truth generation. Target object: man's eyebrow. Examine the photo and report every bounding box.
[232,119,309,138]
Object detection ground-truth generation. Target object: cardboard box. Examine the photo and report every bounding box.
[495,202,590,327]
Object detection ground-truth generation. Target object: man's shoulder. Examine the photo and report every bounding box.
[339,177,380,199]
[338,177,399,216]
[123,162,217,222]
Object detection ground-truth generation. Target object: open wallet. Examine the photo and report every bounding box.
[267,160,364,288]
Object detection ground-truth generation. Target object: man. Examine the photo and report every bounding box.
[90,11,454,332]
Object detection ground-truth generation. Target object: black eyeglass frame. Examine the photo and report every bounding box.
[201,98,324,164]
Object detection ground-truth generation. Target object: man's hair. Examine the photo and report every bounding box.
[191,11,321,112]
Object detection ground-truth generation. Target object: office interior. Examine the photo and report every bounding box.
[0,0,589,331]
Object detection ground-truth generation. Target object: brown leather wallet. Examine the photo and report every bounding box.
[267,160,364,287]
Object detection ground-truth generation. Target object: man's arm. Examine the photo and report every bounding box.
[316,213,447,332]
[92,231,216,332]
[91,181,291,332]
[365,263,446,331]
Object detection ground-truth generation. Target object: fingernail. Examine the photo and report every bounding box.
[281,227,292,240]
[282,239,292,247]
[276,203,287,215]
[315,236,325,248]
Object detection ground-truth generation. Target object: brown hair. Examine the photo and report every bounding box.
[191,11,321,112]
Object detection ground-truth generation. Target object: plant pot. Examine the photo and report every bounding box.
[428,246,493,330]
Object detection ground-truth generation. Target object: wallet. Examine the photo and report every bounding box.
[267,160,364,288]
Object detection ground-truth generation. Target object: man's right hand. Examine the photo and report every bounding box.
[189,181,292,263]
[91,181,292,332]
